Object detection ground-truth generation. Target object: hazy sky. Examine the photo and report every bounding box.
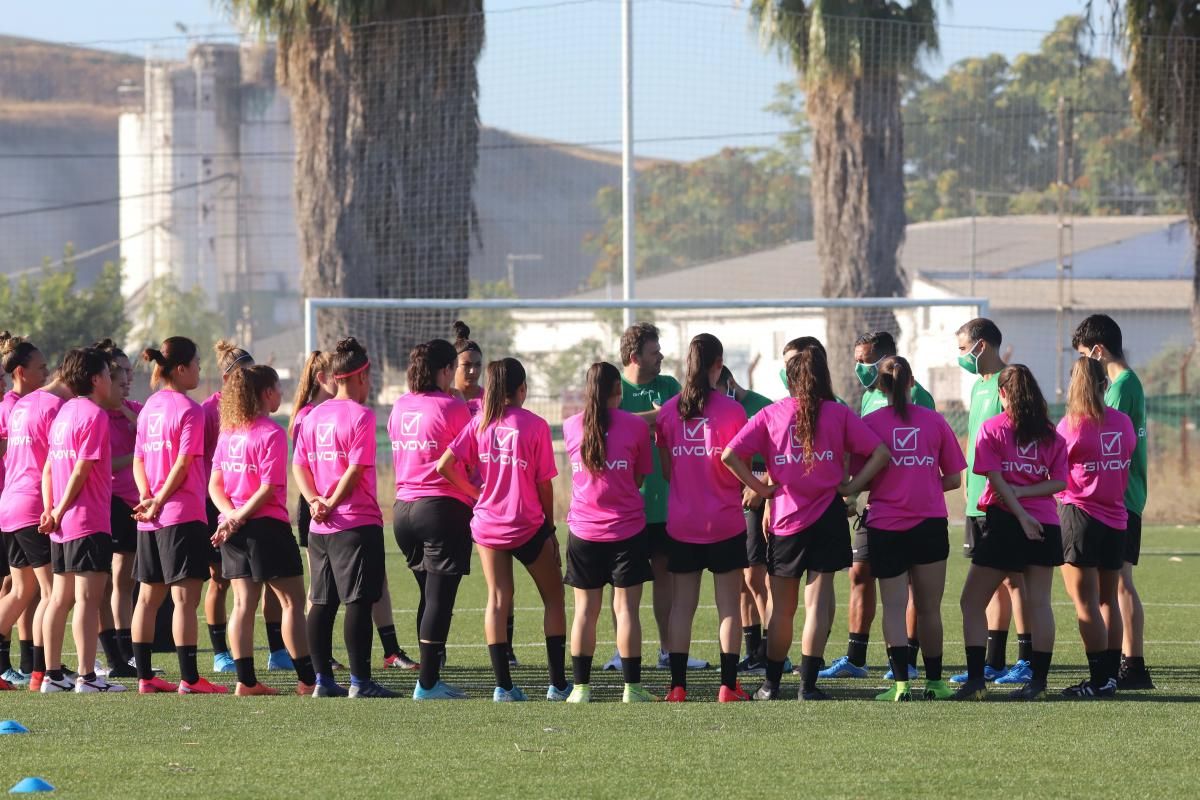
[5,0,1097,160]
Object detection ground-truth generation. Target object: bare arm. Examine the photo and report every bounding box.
[435,450,481,502]
[537,479,554,526]
[941,472,962,492]
[1010,479,1067,499]
[837,444,891,497]
[208,468,235,518]
[658,445,672,482]
[134,453,198,522]
[322,464,366,510]
[39,460,54,533]
[985,470,1046,541]
[721,447,773,499]
[291,462,328,522]
[133,456,150,501]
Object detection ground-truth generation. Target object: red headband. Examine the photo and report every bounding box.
[334,360,369,380]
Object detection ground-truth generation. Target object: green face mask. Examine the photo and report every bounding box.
[779,368,789,390]
[957,341,983,374]
[854,360,881,388]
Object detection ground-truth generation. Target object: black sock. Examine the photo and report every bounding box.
[306,603,336,678]
[116,629,133,663]
[1017,633,1033,664]
[1031,650,1052,684]
[506,614,515,654]
[0,634,11,674]
[621,655,642,685]
[48,668,64,682]
[99,629,123,669]
[1086,651,1105,686]
[546,635,567,691]
[234,657,257,687]
[847,632,869,668]
[32,645,46,673]
[1105,649,1122,682]
[207,624,227,655]
[765,658,785,688]
[985,630,1007,670]
[923,654,943,682]
[133,642,154,681]
[489,642,513,690]
[799,654,821,692]
[177,645,200,684]
[966,645,986,681]
[82,671,96,682]
[19,639,33,674]
[572,654,593,686]
[344,602,374,684]
[719,652,738,691]
[907,637,920,668]
[377,624,401,660]
[887,646,910,684]
[265,623,286,654]
[743,625,762,660]
[293,655,316,686]
[417,641,443,690]
[669,652,688,690]
[754,629,769,662]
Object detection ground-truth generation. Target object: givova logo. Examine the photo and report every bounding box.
[1100,431,1122,457]
[9,408,26,434]
[892,427,919,452]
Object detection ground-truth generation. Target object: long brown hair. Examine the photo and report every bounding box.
[876,355,912,421]
[480,358,525,433]
[786,343,836,467]
[1065,356,1106,428]
[678,333,722,420]
[142,337,197,389]
[220,365,279,431]
[580,362,621,474]
[289,350,330,436]
[998,364,1055,446]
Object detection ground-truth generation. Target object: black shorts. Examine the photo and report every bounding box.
[963,515,986,558]
[1124,511,1142,566]
[205,500,223,565]
[866,518,950,580]
[481,520,556,568]
[221,517,304,582]
[667,530,749,575]
[51,534,113,575]
[308,525,385,606]
[744,504,768,566]
[297,498,312,548]
[565,530,653,589]
[0,535,6,575]
[1060,504,1125,571]
[645,521,670,558]
[4,526,51,569]
[971,507,1064,572]
[135,521,212,585]
[393,497,473,576]
[110,498,138,554]
[769,497,851,578]
[852,528,870,564]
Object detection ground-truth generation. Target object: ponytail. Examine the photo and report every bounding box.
[580,362,621,474]
[785,343,835,468]
[220,364,279,431]
[479,358,525,433]
[1065,356,1106,428]
[141,336,197,389]
[678,333,722,420]
[998,364,1055,446]
[876,356,912,421]
[289,350,330,436]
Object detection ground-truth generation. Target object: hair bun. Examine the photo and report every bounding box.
[141,347,165,365]
[334,337,362,354]
[452,320,470,340]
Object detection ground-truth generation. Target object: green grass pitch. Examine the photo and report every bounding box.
[2,525,1198,798]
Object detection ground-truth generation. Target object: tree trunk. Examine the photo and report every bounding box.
[807,71,908,404]
[279,4,484,375]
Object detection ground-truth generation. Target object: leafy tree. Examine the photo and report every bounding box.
[135,276,227,374]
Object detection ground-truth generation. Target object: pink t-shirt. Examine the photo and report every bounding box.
[448,406,557,549]
[1056,407,1135,529]
[656,392,748,544]
[135,389,207,531]
[0,389,66,532]
[860,405,967,531]
[388,391,473,507]
[108,400,142,507]
[564,409,653,542]
[291,403,314,443]
[973,413,1069,527]
[465,394,484,419]
[214,416,290,525]
[201,391,221,474]
[728,398,879,536]
[0,389,20,488]
[47,397,112,543]
[291,398,382,534]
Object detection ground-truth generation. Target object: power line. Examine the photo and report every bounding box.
[0,173,234,221]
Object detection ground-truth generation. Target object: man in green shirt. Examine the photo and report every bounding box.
[1073,314,1153,690]
[610,322,707,670]
[855,331,936,417]
[952,317,1032,684]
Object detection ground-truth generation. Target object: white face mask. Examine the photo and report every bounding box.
[1088,345,1103,362]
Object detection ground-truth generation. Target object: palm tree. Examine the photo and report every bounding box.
[225,1,485,369]
[1090,1,1200,345]
[749,1,938,399]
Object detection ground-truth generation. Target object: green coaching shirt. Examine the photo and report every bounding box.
[1105,369,1148,516]
[738,389,773,472]
[965,373,1003,518]
[620,374,682,525]
[859,381,936,417]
